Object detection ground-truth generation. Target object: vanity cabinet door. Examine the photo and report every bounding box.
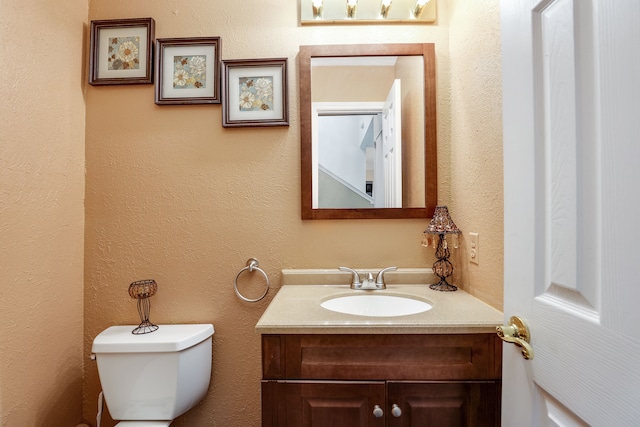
[387,381,501,427]
[262,380,386,427]
[261,334,502,426]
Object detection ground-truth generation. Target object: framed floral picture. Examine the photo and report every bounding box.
[222,58,289,127]
[155,37,221,105]
[89,18,155,85]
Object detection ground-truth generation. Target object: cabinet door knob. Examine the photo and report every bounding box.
[373,405,384,418]
[391,404,402,417]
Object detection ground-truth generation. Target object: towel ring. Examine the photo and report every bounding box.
[234,258,270,302]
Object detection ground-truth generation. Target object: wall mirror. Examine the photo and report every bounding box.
[300,43,437,219]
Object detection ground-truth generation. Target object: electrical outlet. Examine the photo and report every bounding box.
[469,232,479,265]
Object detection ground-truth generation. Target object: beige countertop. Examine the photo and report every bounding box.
[255,269,503,334]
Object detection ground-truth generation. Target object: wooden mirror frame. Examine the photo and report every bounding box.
[300,43,437,220]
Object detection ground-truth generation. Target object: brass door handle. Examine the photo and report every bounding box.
[497,316,534,360]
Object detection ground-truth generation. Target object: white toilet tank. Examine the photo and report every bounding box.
[92,324,214,421]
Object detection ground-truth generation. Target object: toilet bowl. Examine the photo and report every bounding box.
[92,324,214,426]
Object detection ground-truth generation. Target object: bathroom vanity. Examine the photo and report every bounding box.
[256,270,503,427]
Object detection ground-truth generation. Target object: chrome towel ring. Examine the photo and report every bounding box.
[234,258,270,302]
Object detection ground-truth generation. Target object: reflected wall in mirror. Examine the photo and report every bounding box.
[300,44,437,219]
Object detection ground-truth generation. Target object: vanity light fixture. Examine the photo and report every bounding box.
[300,0,435,24]
[380,0,392,18]
[312,0,324,19]
[346,0,358,18]
[422,206,461,292]
[412,0,430,18]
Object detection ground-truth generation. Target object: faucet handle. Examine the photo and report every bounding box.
[375,266,398,288]
[339,267,361,289]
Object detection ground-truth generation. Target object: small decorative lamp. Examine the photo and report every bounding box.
[422,206,461,291]
[128,279,159,334]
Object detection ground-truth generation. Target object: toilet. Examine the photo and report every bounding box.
[92,323,214,426]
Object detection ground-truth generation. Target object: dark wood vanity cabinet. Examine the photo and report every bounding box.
[261,334,502,427]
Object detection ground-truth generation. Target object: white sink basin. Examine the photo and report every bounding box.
[320,294,432,317]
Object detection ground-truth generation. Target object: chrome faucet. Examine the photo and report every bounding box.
[339,266,398,290]
[375,266,397,289]
[339,267,362,289]
[361,272,376,289]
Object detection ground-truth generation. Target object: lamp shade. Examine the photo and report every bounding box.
[423,205,461,235]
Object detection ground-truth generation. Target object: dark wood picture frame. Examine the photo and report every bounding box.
[222,58,289,128]
[89,17,155,86]
[155,37,222,105]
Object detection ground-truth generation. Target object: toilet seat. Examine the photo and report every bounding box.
[115,422,171,427]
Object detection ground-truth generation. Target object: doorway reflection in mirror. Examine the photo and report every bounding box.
[311,56,423,209]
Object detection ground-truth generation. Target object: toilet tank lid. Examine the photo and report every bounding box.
[92,324,214,353]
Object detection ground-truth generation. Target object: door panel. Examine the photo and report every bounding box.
[502,0,640,425]
[380,79,402,208]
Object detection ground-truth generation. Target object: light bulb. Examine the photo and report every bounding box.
[347,0,357,18]
[380,0,392,18]
[312,0,323,19]
[412,0,430,18]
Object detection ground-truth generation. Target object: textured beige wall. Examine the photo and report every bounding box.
[0,0,502,425]
[83,1,453,426]
[395,57,427,207]
[0,0,87,425]
[0,0,503,426]
[312,66,394,101]
[448,0,503,308]
[82,1,502,426]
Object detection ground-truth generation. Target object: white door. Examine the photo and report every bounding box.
[502,0,640,425]
[379,79,402,208]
